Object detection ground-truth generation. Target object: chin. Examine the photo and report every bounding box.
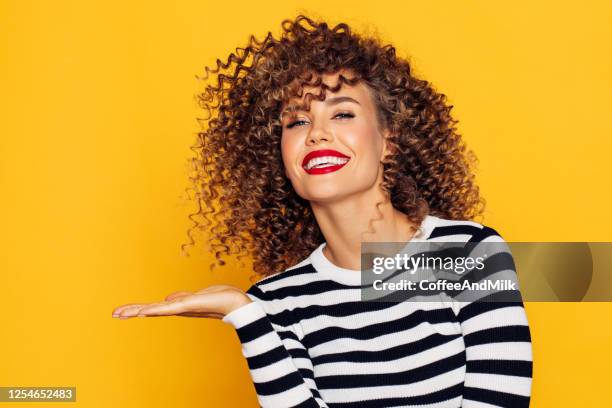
[302,186,356,203]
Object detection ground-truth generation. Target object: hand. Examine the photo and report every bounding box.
[112,284,252,320]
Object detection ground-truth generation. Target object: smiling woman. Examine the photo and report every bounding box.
[181,16,487,276]
[279,71,394,209]
[113,14,532,408]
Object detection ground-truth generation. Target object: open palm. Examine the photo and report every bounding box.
[112,284,251,320]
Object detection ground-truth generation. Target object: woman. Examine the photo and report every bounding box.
[113,15,532,407]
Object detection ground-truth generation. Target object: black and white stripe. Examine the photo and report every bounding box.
[223,215,532,407]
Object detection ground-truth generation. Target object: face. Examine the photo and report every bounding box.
[280,71,391,203]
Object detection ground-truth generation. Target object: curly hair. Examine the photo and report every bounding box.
[181,14,486,281]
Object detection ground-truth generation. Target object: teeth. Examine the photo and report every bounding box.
[305,156,349,170]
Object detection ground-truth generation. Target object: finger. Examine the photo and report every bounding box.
[138,291,229,317]
[194,287,217,294]
[165,291,193,301]
[194,285,234,294]
[116,304,149,319]
[113,304,146,317]
[138,293,225,317]
[136,300,191,317]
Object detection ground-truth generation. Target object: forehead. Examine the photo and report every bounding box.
[281,70,371,111]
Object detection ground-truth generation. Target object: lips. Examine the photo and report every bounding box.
[302,149,351,175]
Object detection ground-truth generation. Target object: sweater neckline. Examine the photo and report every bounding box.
[309,214,441,286]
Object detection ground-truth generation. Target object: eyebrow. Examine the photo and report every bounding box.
[325,96,361,106]
[281,96,360,117]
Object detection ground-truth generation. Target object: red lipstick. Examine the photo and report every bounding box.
[302,149,351,175]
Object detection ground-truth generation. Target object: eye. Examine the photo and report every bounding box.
[285,118,309,129]
[284,112,354,129]
[334,111,355,120]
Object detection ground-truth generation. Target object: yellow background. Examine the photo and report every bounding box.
[1,1,611,406]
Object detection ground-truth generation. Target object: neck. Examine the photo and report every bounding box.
[310,179,420,271]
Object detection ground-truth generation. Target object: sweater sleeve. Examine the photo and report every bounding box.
[222,284,328,408]
[456,227,533,408]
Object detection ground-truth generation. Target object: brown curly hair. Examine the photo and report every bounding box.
[181,14,486,281]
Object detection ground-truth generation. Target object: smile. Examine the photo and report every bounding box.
[302,149,351,175]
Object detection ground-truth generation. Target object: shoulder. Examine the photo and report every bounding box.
[428,215,506,242]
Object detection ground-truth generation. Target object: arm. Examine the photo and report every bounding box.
[457,227,533,407]
[222,285,328,408]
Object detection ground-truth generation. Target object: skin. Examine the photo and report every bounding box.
[281,70,419,271]
[112,69,418,320]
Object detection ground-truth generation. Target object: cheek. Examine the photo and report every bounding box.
[280,136,299,176]
[342,123,383,160]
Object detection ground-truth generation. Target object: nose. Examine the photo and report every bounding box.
[306,122,333,146]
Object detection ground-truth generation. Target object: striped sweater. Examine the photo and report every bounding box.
[222,215,533,407]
